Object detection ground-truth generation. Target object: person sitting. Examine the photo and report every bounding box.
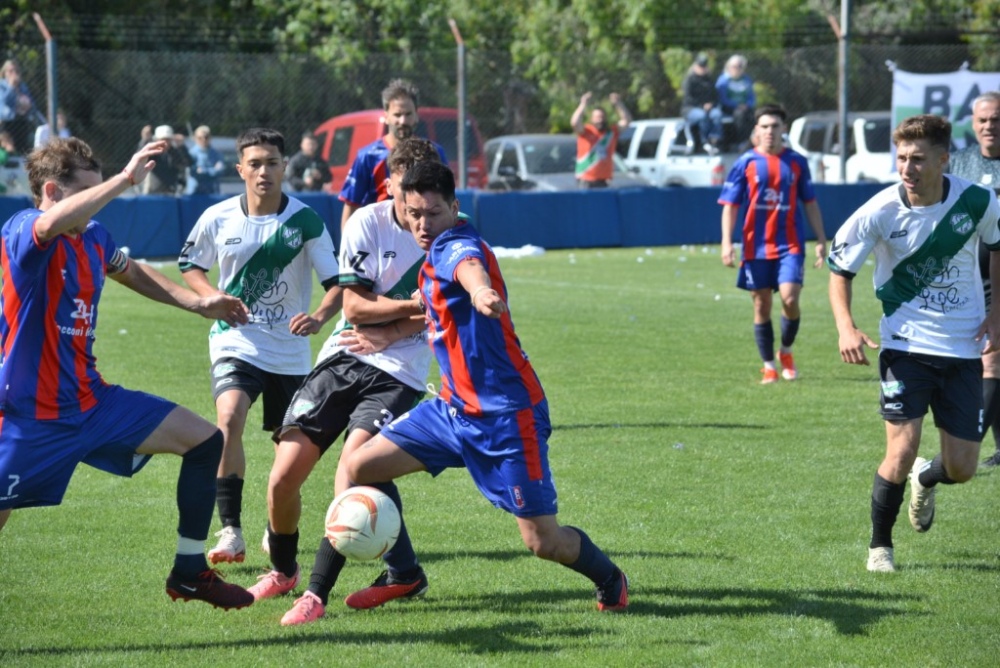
[716,54,757,149]
[287,132,332,192]
[681,53,723,154]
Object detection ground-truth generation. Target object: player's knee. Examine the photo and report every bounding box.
[267,471,301,508]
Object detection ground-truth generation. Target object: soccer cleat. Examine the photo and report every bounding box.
[982,450,1000,468]
[779,351,798,380]
[596,569,629,612]
[248,566,301,601]
[866,547,896,573]
[760,367,780,385]
[908,457,936,533]
[344,569,429,610]
[281,591,326,626]
[208,526,246,565]
[165,569,254,610]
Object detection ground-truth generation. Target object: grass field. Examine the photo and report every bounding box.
[1,245,999,667]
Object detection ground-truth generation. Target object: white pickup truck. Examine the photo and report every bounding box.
[617,118,740,187]
[787,110,897,184]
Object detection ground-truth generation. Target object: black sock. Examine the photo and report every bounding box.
[307,536,348,605]
[870,473,904,549]
[918,454,956,487]
[985,378,1000,452]
[367,481,419,577]
[216,475,244,528]
[268,525,299,578]
[754,321,775,363]
[780,316,800,349]
[173,430,223,577]
[564,526,616,586]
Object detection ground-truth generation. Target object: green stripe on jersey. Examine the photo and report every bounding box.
[877,185,991,316]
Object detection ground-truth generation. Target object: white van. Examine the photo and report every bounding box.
[617,118,738,187]
[788,111,897,184]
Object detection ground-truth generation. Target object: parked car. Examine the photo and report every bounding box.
[483,134,650,191]
[787,110,897,184]
[616,118,740,188]
[312,107,487,193]
[0,155,29,196]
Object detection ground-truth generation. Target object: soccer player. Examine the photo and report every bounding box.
[250,139,440,624]
[948,91,1000,468]
[719,104,827,383]
[342,160,629,613]
[827,114,1000,573]
[178,128,342,566]
[0,137,254,609]
[338,78,448,230]
[571,91,631,188]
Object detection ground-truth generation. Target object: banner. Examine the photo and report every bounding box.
[891,67,1000,149]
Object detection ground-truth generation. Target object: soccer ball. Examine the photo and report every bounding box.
[324,486,400,561]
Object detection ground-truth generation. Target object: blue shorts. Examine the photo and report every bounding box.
[0,385,176,510]
[382,398,558,518]
[737,254,805,292]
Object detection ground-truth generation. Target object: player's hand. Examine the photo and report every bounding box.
[339,326,393,355]
[472,287,506,319]
[838,327,878,365]
[813,241,827,269]
[199,294,249,327]
[721,242,736,267]
[289,312,322,336]
[975,315,1000,355]
[125,140,167,185]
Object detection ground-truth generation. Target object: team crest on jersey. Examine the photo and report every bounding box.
[949,213,973,236]
[282,226,303,249]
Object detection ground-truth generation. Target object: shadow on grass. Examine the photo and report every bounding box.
[555,422,767,431]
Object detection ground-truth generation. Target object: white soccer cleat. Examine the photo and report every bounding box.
[867,547,895,573]
[208,526,246,564]
[908,457,936,533]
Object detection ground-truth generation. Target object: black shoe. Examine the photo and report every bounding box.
[166,568,254,610]
[981,451,1000,468]
[596,568,629,612]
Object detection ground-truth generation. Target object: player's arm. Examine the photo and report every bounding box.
[34,141,166,243]
[340,315,427,355]
[178,266,222,298]
[803,199,827,268]
[455,257,506,319]
[289,283,343,336]
[111,260,249,326]
[720,204,739,267]
[571,92,591,135]
[829,271,877,365]
[342,284,423,325]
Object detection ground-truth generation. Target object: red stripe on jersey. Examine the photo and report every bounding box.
[762,153,783,260]
[70,239,97,412]
[0,244,23,365]
[37,244,67,419]
[743,160,760,260]
[784,160,803,254]
[373,159,390,202]
[515,406,543,481]
[424,262,483,415]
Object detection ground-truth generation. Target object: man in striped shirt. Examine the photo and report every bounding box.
[719,104,827,384]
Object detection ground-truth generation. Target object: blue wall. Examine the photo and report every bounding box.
[0,183,886,257]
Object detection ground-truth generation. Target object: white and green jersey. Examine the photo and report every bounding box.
[180,193,339,374]
[316,200,430,391]
[828,176,1000,358]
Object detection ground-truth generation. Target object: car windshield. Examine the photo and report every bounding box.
[522,139,576,174]
[863,118,892,154]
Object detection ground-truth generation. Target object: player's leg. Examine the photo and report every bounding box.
[0,508,9,532]
[750,287,777,382]
[981,350,1000,466]
[776,255,805,380]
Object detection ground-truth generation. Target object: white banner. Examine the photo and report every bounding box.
[892,67,1000,149]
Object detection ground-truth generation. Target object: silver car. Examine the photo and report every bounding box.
[483,133,650,191]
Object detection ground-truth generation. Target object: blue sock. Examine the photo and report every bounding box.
[780,316,800,349]
[368,481,420,577]
[173,430,223,576]
[564,527,616,585]
[754,322,775,363]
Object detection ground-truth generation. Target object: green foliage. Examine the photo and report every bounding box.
[2,251,1000,666]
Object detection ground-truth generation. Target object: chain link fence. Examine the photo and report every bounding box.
[1,41,984,184]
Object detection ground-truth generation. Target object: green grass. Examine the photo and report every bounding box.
[2,247,999,666]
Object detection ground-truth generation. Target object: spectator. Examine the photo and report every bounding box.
[338,78,448,230]
[571,91,631,188]
[0,130,15,194]
[681,53,723,154]
[138,124,190,195]
[286,132,332,192]
[0,59,44,154]
[33,109,72,148]
[187,125,225,195]
[716,54,757,149]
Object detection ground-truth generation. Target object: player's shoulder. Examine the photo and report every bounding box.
[197,194,244,222]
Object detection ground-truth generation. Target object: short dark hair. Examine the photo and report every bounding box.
[27,137,101,206]
[400,161,455,203]
[388,138,441,176]
[755,104,787,124]
[892,114,951,151]
[382,78,419,110]
[236,127,285,157]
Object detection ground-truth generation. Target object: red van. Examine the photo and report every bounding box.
[312,107,487,193]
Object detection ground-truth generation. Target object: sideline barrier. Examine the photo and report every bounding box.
[0,183,891,256]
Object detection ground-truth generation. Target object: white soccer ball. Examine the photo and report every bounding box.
[324,486,400,561]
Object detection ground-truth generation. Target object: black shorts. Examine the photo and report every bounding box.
[878,348,984,441]
[210,357,305,432]
[273,351,424,454]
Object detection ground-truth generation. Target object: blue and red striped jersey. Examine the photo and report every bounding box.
[419,221,545,417]
[0,209,122,419]
[339,137,449,209]
[718,148,816,260]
